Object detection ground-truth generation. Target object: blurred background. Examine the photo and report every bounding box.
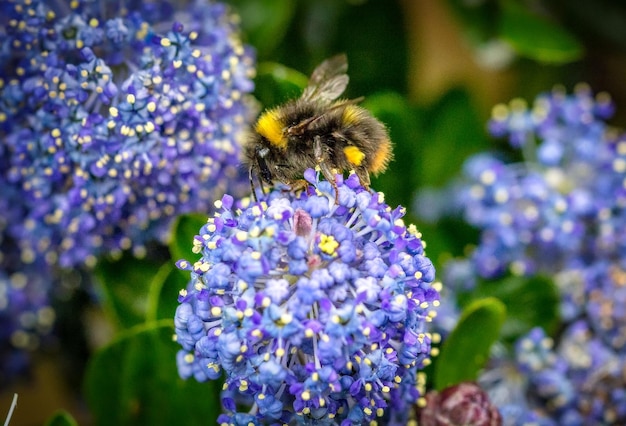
[3,0,626,424]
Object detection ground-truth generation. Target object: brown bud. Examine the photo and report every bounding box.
[418,382,502,426]
[293,208,313,237]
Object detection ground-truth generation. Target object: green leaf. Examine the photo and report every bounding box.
[145,263,189,323]
[434,297,506,390]
[94,253,162,329]
[332,0,409,95]
[362,92,423,209]
[254,62,308,109]
[84,321,222,426]
[445,0,500,44]
[420,88,489,187]
[499,0,584,64]
[463,275,560,342]
[168,213,207,269]
[44,411,79,426]
[228,0,296,57]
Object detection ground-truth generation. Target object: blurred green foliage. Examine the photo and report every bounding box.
[44,411,79,426]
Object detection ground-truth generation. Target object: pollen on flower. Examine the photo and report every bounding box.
[318,234,339,255]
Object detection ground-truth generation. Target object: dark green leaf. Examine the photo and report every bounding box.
[549,0,626,51]
[146,263,189,323]
[420,88,489,187]
[168,213,207,271]
[462,275,560,342]
[228,0,296,57]
[84,321,222,426]
[94,254,162,329]
[362,92,423,209]
[44,411,79,426]
[269,0,408,95]
[333,0,409,96]
[500,0,584,64]
[434,297,506,390]
[444,0,500,44]
[254,62,308,109]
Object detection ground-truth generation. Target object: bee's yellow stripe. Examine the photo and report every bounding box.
[256,109,286,149]
[342,104,361,126]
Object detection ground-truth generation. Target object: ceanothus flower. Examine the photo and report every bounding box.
[434,85,626,424]
[0,0,254,385]
[0,260,55,387]
[174,170,438,425]
[0,0,255,269]
[510,324,626,425]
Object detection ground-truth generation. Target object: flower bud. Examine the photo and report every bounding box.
[418,382,502,426]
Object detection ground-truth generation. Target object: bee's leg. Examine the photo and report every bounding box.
[314,136,339,204]
[249,166,258,202]
[355,167,371,190]
[249,166,270,202]
[288,179,309,195]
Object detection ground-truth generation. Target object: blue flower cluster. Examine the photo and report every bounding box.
[446,85,626,424]
[0,0,254,385]
[0,261,54,386]
[174,170,438,425]
[0,0,255,268]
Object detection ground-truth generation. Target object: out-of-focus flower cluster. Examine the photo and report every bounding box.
[174,170,438,425]
[0,0,255,268]
[440,85,626,424]
[0,0,254,384]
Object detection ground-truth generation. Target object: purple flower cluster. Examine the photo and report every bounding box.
[0,0,255,268]
[0,0,254,384]
[0,260,54,386]
[461,85,616,284]
[511,324,626,425]
[445,85,626,424]
[174,170,438,425]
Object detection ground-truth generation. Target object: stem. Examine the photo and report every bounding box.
[3,394,17,426]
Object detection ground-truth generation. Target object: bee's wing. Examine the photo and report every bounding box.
[300,54,349,103]
[286,97,364,137]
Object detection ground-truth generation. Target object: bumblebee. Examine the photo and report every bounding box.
[244,54,393,201]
